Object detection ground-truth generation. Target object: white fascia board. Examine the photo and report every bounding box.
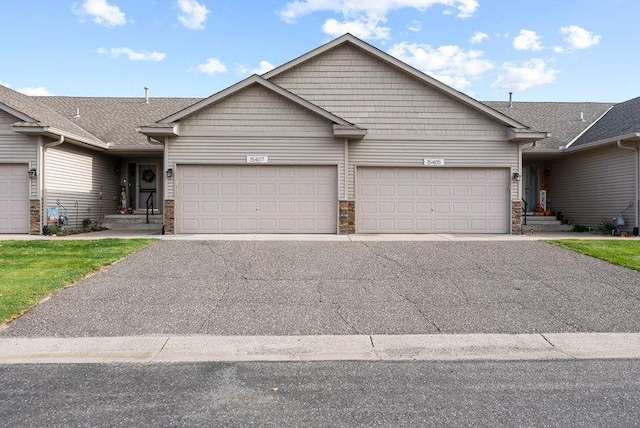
[137,124,179,137]
[562,133,640,153]
[12,125,109,150]
[0,102,35,122]
[333,124,367,140]
[507,128,548,142]
[565,106,615,149]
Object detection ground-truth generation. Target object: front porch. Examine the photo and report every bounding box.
[102,212,163,233]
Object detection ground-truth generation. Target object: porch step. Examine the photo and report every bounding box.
[522,215,573,232]
[102,214,163,232]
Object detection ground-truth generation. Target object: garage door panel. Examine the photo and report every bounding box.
[357,167,508,234]
[177,165,337,233]
[0,164,29,233]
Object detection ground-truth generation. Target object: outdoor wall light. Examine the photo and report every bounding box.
[28,169,37,179]
[512,172,521,182]
[166,168,173,178]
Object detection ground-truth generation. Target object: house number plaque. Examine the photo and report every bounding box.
[424,158,445,166]
[246,155,269,163]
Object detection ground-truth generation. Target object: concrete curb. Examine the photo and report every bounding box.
[1,333,640,364]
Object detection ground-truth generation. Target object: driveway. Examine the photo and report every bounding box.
[2,240,640,337]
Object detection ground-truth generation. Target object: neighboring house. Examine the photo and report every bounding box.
[487,98,640,233]
[1,34,637,235]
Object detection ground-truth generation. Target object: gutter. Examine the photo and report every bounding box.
[617,140,640,230]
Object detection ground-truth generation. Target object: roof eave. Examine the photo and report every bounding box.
[333,124,367,140]
[11,124,109,149]
[138,124,179,137]
[563,133,640,152]
[507,128,548,142]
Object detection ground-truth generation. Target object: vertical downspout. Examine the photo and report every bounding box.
[617,140,639,229]
[41,135,65,226]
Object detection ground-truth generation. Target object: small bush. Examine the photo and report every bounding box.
[572,224,589,233]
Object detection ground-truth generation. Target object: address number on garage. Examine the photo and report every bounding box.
[424,158,445,166]
[247,155,269,163]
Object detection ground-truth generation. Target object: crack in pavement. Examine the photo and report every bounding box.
[540,333,578,359]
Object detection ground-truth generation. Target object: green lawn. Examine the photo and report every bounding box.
[0,239,153,324]
[550,239,640,271]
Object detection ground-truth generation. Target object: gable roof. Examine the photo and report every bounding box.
[263,33,530,131]
[571,96,640,147]
[159,74,362,127]
[153,74,366,139]
[37,96,199,150]
[0,84,107,148]
[484,101,614,150]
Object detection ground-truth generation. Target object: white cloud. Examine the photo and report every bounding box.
[553,45,565,53]
[177,0,210,30]
[238,60,276,75]
[97,47,166,61]
[322,17,390,40]
[389,42,493,90]
[280,1,478,39]
[193,58,228,74]
[492,59,558,91]
[73,0,127,27]
[470,31,488,44]
[281,0,479,21]
[407,20,422,32]
[560,25,601,50]
[17,87,54,96]
[513,29,543,51]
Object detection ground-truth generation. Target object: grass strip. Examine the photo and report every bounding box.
[0,239,153,323]
[550,239,640,271]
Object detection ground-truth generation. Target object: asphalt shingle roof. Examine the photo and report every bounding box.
[483,101,614,149]
[572,96,640,146]
[35,96,200,148]
[0,85,104,146]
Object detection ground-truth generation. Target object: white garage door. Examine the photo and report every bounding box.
[357,167,509,233]
[177,165,337,233]
[0,164,29,234]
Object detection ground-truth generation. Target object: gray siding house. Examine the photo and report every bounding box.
[0,34,637,236]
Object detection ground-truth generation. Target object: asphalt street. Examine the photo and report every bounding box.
[1,359,639,427]
[2,240,640,337]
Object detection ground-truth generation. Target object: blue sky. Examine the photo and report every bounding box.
[1,0,638,102]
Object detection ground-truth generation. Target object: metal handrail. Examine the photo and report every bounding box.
[145,191,155,224]
[522,199,528,226]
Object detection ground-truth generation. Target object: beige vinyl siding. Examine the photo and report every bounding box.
[44,145,119,228]
[179,84,332,134]
[348,137,519,200]
[0,110,38,198]
[167,136,344,200]
[269,44,508,138]
[547,145,636,229]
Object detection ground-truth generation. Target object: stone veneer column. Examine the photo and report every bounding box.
[338,201,355,234]
[512,200,523,235]
[29,199,42,235]
[164,199,175,234]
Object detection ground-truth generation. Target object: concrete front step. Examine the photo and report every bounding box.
[103,214,163,232]
[523,215,573,232]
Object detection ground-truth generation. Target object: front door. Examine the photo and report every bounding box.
[137,163,158,211]
[522,165,539,213]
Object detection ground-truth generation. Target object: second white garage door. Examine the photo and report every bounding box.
[177,165,337,233]
[0,164,29,234]
[357,167,509,233]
